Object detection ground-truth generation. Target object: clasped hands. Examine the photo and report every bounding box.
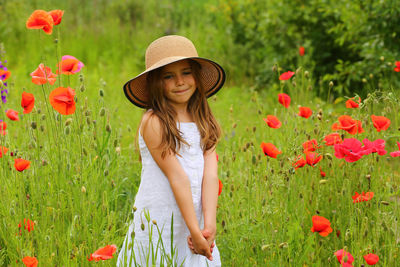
[187,228,215,261]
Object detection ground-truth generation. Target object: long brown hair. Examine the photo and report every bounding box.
[140,59,221,158]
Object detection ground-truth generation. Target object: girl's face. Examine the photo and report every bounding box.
[161,60,196,108]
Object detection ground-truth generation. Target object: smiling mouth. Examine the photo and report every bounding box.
[174,89,188,93]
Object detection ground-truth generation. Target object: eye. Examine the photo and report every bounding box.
[183,71,192,76]
[163,74,173,80]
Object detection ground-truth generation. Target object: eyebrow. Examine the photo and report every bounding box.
[162,67,192,74]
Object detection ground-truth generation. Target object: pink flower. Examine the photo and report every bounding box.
[334,138,364,162]
[61,55,84,72]
[279,71,294,80]
[335,249,354,265]
[361,138,387,156]
[390,142,400,157]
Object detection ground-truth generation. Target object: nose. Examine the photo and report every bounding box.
[175,74,184,86]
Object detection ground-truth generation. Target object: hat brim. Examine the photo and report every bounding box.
[123,57,226,108]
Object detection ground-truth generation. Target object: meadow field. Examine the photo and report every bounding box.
[0,1,399,266]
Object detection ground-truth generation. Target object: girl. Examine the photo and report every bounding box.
[117,35,225,266]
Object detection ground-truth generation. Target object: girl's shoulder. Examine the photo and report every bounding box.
[139,110,161,137]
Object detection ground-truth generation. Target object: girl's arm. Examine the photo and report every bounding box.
[201,147,219,238]
[141,113,212,260]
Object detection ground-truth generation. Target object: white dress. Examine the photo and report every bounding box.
[117,122,221,267]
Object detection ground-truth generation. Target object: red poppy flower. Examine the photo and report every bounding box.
[311,215,332,237]
[346,97,361,108]
[278,93,291,108]
[26,10,54,35]
[361,138,387,156]
[18,218,35,234]
[323,133,343,146]
[22,256,38,267]
[57,57,83,75]
[390,142,400,157]
[0,146,8,158]
[48,10,64,25]
[352,191,374,203]
[335,249,354,265]
[334,138,364,162]
[279,71,295,80]
[88,244,117,261]
[394,61,400,72]
[299,46,305,56]
[305,152,322,167]
[49,87,76,115]
[292,155,306,170]
[371,115,390,132]
[364,253,379,265]
[298,106,312,118]
[6,109,19,121]
[332,115,364,135]
[14,158,31,172]
[30,63,57,85]
[218,179,223,196]
[0,121,6,136]
[319,167,326,177]
[263,115,282,129]
[302,139,320,153]
[260,142,282,158]
[21,92,35,114]
[0,69,11,81]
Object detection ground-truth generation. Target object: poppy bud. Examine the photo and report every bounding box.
[152,220,157,225]
[380,201,389,205]
[79,83,85,92]
[365,174,371,180]
[37,108,41,114]
[296,67,301,75]
[79,74,84,82]
[133,206,137,212]
[115,147,121,155]
[85,110,91,116]
[304,71,309,78]
[41,114,46,120]
[26,193,30,200]
[319,179,328,184]
[292,81,296,87]
[31,121,37,129]
[232,123,237,128]
[278,242,288,248]
[82,147,87,156]
[104,169,109,176]
[54,38,58,43]
[99,89,104,97]
[130,231,135,240]
[253,126,256,132]
[261,244,271,251]
[86,117,91,126]
[40,125,45,132]
[252,155,256,165]
[99,107,106,117]
[329,81,334,88]
[141,223,145,231]
[272,65,277,72]
[307,85,312,91]
[64,126,70,135]
[105,124,111,133]
[317,114,322,120]
[81,186,86,193]
[92,120,97,125]
[65,118,73,126]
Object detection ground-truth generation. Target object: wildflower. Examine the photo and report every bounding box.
[30,63,57,85]
[302,139,320,153]
[332,115,364,135]
[0,146,8,157]
[346,97,361,108]
[292,155,306,170]
[299,46,305,56]
[21,92,35,114]
[218,179,223,196]
[334,249,354,265]
[49,87,76,115]
[371,115,390,132]
[334,138,364,162]
[0,121,6,135]
[305,152,322,167]
[298,106,312,118]
[279,71,294,80]
[260,142,282,158]
[323,133,343,146]
[18,218,35,234]
[394,61,400,72]
[311,215,332,236]
[278,93,291,108]
[22,256,38,267]
[57,55,84,75]
[88,244,117,261]
[48,10,64,25]
[6,109,19,121]
[390,142,400,157]
[320,167,326,177]
[26,10,54,34]
[361,138,387,156]
[352,191,374,203]
[0,69,11,81]
[14,158,31,172]
[364,253,379,265]
[263,115,282,129]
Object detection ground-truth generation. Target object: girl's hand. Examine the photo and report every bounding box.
[187,228,216,256]
[187,232,213,261]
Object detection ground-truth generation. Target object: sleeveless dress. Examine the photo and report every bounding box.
[117,122,221,266]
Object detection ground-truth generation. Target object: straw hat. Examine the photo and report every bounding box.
[123,35,226,108]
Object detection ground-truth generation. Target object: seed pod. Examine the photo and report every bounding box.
[105,124,111,133]
[65,118,73,126]
[133,206,137,212]
[99,89,104,97]
[130,231,135,240]
[141,223,145,231]
[41,114,46,120]
[99,107,106,117]
[31,121,37,129]
[79,74,84,82]
[40,125,45,132]
[86,117,91,126]
[64,126,70,135]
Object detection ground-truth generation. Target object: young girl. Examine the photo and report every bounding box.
[117,35,225,266]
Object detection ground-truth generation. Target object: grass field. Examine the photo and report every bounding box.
[1,4,400,267]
